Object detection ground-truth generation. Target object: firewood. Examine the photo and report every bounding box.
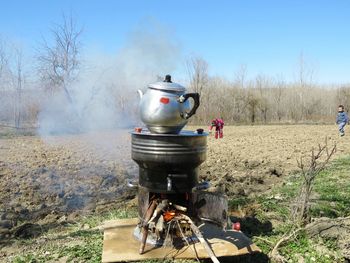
[139,199,158,254]
[181,214,220,263]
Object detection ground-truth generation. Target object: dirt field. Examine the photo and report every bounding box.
[0,125,349,242]
[201,124,349,197]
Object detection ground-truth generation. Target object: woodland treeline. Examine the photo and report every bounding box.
[187,59,349,124]
[0,15,349,131]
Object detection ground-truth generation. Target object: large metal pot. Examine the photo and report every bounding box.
[131,130,207,193]
[138,75,200,134]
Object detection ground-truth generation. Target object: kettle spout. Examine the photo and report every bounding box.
[137,89,143,99]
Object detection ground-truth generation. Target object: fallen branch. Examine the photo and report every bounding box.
[175,219,200,263]
[254,236,274,245]
[269,228,303,262]
[184,215,220,263]
[269,216,350,262]
[305,216,350,238]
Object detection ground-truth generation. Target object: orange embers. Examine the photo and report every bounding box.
[163,210,176,222]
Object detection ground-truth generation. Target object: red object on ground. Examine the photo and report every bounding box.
[232,222,241,231]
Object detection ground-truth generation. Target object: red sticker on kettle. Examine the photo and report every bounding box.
[160,97,170,104]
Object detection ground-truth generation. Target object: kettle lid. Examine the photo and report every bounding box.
[148,75,186,92]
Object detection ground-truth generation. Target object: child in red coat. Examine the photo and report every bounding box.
[209,118,224,139]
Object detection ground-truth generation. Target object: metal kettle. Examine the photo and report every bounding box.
[138,75,200,134]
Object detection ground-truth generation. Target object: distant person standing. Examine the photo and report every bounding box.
[209,118,224,139]
[336,105,349,136]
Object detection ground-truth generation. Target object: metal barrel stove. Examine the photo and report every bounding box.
[131,130,207,193]
[131,129,208,220]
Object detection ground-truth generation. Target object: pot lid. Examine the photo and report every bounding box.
[148,75,186,92]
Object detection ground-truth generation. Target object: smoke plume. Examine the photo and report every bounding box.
[38,19,182,136]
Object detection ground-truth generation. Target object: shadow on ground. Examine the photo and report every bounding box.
[230,215,273,237]
[224,215,273,262]
[218,253,269,263]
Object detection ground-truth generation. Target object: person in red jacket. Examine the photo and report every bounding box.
[209,118,224,139]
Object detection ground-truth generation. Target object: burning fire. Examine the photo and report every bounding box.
[163,210,176,222]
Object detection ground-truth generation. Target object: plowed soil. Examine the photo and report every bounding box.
[0,125,348,237]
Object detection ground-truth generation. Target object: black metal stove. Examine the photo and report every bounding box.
[132,130,206,189]
[132,129,207,217]
[131,129,228,254]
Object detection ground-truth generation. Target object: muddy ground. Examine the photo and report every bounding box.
[0,125,349,246]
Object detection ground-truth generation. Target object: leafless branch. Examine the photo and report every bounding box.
[292,137,336,225]
[37,13,82,103]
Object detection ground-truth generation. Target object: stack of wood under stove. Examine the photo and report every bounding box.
[138,190,228,255]
[139,194,193,254]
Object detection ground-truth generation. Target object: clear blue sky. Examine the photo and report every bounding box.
[1,0,349,84]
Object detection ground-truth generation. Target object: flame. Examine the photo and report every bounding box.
[163,210,176,222]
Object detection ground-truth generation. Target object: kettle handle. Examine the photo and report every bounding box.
[178,93,200,119]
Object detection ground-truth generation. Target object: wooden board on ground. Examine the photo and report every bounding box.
[102,218,261,262]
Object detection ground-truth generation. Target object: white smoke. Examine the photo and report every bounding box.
[38,18,182,136]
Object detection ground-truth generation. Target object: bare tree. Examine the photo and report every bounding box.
[297,52,314,89]
[273,76,285,122]
[0,40,27,129]
[230,65,249,122]
[256,74,270,123]
[11,47,24,130]
[292,138,336,225]
[38,13,83,103]
[234,64,247,89]
[336,86,350,111]
[296,53,316,121]
[0,40,10,125]
[0,39,11,93]
[186,55,208,96]
[246,90,260,124]
[201,76,218,123]
[0,41,8,82]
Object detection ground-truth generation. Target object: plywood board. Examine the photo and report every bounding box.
[102,218,261,262]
